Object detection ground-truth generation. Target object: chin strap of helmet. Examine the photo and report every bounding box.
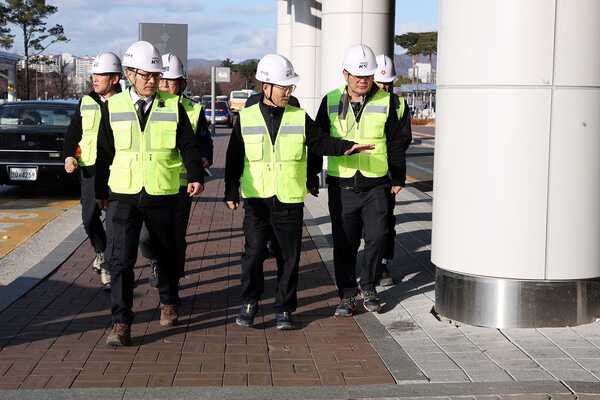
[264,83,276,105]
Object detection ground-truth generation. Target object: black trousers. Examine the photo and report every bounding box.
[383,191,397,260]
[240,202,303,313]
[328,183,390,298]
[80,169,106,253]
[139,186,192,277]
[107,200,179,325]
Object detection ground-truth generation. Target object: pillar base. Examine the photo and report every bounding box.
[434,268,600,328]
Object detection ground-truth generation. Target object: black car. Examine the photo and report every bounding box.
[0,100,79,186]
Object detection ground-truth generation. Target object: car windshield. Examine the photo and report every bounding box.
[0,105,76,127]
[214,103,228,111]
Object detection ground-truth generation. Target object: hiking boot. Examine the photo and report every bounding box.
[362,290,381,312]
[276,312,295,330]
[148,259,159,288]
[101,267,111,291]
[92,252,104,274]
[160,304,178,327]
[106,323,131,346]
[236,302,258,327]
[379,267,394,287]
[335,297,357,317]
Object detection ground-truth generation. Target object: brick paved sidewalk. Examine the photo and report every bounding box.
[0,130,395,390]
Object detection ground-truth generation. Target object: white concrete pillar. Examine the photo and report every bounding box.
[276,0,293,60]
[289,0,322,118]
[432,0,600,328]
[320,0,395,97]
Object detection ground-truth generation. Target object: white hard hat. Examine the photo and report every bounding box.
[342,43,377,76]
[374,54,396,83]
[122,41,163,73]
[255,54,300,86]
[91,52,122,74]
[161,53,186,79]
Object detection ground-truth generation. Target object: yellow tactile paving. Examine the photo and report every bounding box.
[0,199,80,259]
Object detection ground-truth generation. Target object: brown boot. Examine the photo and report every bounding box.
[160,304,178,327]
[106,323,131,346]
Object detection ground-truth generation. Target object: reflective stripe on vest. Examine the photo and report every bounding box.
[107,89,181,196]
[239,103,307,203]
[179,97,203,186]
[78,96,101,166]
[326,85,390,178]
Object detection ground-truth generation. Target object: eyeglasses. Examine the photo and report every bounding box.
[273,84,296,94]
[134,70,161,82]
[348,73,373,82]
[160,79,178,87]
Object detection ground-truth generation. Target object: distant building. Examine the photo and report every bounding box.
[408,62,435,84]
[15,53,108,97]
[17,54,62,73]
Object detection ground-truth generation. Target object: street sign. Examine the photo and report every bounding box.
[139,23,188,71]
[216,67,230,82]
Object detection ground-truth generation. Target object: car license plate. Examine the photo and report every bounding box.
[9,167,38,181]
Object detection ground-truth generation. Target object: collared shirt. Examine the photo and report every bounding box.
[130,89,154,114]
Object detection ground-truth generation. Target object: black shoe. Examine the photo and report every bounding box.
[236,302,258,326]
[148,259,159,288]
[335,297,357,317]
[276,312,294,330]
[362,290,381,312]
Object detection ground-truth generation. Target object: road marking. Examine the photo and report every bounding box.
[0,198,79,259]
[407,162,434,174]
[407,176,433,190]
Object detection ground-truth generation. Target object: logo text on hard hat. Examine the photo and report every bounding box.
[381,70,386,75]
[151,58,160,64]
[285,70,292,77]
[359,62,368,69]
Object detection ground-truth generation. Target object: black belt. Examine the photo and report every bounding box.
[338,183,369,193]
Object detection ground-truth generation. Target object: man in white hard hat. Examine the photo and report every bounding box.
[313,44,412,317]
[95,41,205,346]
[374,54,413,287]
[63,51,123,291]
[224,54,373,330]
[139,52,213,289]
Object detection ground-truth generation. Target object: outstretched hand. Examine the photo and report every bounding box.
[344,143,375,155]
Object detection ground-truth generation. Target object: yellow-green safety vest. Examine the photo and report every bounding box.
[179,97,203,186]
[239,103,307,203]
[77,95,101,167]
[107,90,182,196]
[395,94,405,120]
[326,85,390,178]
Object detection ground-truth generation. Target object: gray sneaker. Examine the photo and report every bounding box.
[276,312,295,330]
[101,267,111,291]
[92,252,104,274]
[379,268,394,287]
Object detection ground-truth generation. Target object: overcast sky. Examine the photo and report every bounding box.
[5,0,438,62]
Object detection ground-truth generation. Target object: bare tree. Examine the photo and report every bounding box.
[186,66,211,97]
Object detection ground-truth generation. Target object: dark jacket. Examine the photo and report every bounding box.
[224,94,357,210]
[311,84,412,190]
[95,89,204,208]
[184,96,213,165]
